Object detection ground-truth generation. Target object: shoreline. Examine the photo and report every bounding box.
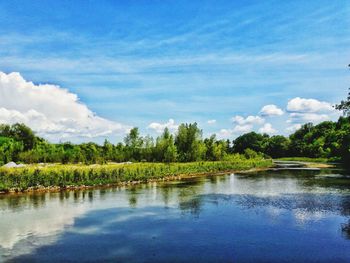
[0,166,271,196]
[274,160,336,169]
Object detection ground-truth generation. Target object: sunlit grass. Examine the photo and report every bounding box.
[0,157,272,192]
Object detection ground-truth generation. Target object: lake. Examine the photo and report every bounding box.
[1,163,350,262]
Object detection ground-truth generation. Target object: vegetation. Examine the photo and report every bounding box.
[0,123,272,192]
[0,157,272,192]
[0,122,231,165]
[232,116,350,164]
[0,117,349,167]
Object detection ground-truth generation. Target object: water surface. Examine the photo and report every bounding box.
[1,164,350,262]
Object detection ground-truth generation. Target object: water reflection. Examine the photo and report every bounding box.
[0,166,350,262]
[342,220,350,239]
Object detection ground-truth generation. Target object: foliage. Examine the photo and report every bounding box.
[154,128,177,163]
[175,123,206,162]
[232,132,269,154]
[231,117,350,164]
[0,115,349,167]
[0,157,272,192]
[0,122,233,165]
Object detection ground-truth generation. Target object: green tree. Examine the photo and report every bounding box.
[155,128,177,162]
[124,127,143,161]
[0,123,36,151]
[232,132,269,154]
[265,135,290,158]
[141,135,155,162]
[0,137,23,164]
[103,139,114,162]
[175,123,206,162]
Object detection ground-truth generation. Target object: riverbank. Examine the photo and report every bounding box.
[0,159,272,194]
[277,157,333,163]
[275,157,338,168]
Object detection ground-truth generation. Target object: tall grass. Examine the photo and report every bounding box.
[0,158,272,192]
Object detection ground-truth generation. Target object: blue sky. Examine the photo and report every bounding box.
[0,0,349,142]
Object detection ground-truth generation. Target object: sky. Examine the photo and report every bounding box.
[0,0,349,143]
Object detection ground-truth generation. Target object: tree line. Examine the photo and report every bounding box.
[0,123,232,165]
[0,116,349,165]
[232,116,350,164]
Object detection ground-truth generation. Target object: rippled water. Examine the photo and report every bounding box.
[1,164,350,262]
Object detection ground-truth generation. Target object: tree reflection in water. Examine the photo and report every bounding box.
[342,220,350,239]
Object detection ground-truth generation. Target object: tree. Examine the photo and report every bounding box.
[141,135,155,162]
[0,123,36,151]
[0,137,23,164]
[124,127,143,161]
[155,128,177,162]
[204,135,227,161]
[80,143,100,164]
[288,123,313,157]
[103,139,114,162]
[175,123,206,162]
[232,132,269,154]
[212,140,227,161]
[265,135,290,158]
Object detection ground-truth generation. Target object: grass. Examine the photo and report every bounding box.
[0,158,272,193]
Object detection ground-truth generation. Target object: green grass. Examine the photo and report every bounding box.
[0,158,272,192]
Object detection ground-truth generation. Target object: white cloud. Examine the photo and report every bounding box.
[259,123,277,134]
[218,129,233,138]
[233,124,253,133]
[259,104,284,116]
[286,124,302,133]
[217,124,253,139]
[231,115,265,125]
[287,97,334,113]
[0,72,130,141]
[147,119,178,133]
[207,119,216,125]
[286,97,339,126]
[215,115,267,138]
[287,112,330,124]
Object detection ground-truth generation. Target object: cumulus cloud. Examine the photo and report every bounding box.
[259,104,284,117]
[287,112,330,124]
[218,128,233,138]
[147,118,178,133]
[259,123,277,134]
[287,97,333,113]
[233,124,253,133]
[227,115,264,136]
[0,72,130,141]
[286,124,302,133]
[231,115,265,125]
[207,119,216,125]
[286,97,339,126]
[217,116,260,138]
[217,124,253,138]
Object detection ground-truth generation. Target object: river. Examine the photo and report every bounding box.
[1,163,350,262]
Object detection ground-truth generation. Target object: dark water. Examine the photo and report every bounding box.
[1,164,350,262]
